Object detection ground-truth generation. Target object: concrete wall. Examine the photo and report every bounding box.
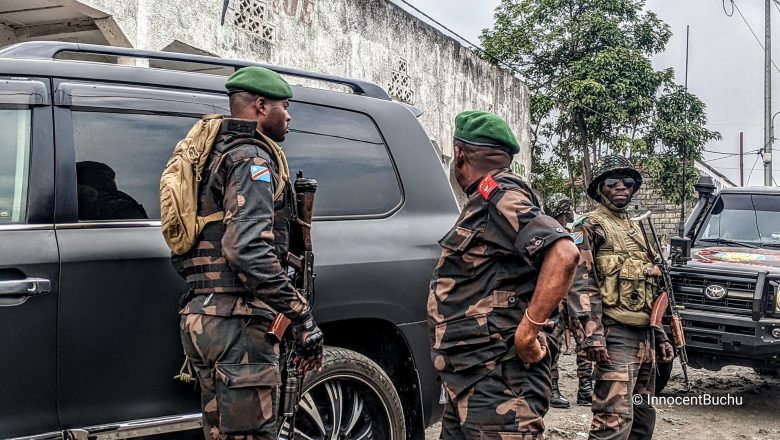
[72,0,531,194]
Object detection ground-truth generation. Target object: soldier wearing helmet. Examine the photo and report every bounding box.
[567,155,675,439]
[543,193,594,409]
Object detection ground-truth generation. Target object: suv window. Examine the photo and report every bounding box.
[283,102,402,217]
[0,109,31,223]
[70,102,401,221]
[72,111,197,221]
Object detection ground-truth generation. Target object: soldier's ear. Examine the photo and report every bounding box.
[454,145,466,168]
[255,96,268,115]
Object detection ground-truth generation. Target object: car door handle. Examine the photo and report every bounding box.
[0,278,51,296]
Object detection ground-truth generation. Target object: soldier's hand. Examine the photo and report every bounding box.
[643,265,663,278]
[292,315,324,374]
[514,320,549,364]
[584,346,611,363]
[657,341,675,363]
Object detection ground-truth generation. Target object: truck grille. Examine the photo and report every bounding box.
[670,274,754,313]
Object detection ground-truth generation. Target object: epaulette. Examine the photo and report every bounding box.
[478,174,500,200]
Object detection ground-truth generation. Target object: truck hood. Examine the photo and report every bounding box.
[690,247,780,272]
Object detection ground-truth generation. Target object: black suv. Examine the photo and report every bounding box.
[0,42,458,439]
[660,178,780,390]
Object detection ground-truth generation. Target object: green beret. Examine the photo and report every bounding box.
[454,110,520,155]
[225,66,293,100]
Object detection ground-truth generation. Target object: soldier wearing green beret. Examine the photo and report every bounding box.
[176,66,323,438]
[429,111,580,439]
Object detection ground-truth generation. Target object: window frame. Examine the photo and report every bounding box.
[0,77,54,227]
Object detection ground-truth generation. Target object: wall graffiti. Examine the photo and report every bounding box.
[511,161,526,178]
[272,0,316,25]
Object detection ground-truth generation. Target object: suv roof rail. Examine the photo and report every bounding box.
[0,41,391,100]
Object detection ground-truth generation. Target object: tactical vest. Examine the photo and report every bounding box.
[589,205,656,326]
[173,121,295,297]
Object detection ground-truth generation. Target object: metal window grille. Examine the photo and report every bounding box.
[388,57,414,104]
[232,0,276,43]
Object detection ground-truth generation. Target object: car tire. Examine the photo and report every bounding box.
[278,346,406,440]
[655,361,673,395]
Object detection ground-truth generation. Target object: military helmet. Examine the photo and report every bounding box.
[545,193,573,218]
[587,154,643,201]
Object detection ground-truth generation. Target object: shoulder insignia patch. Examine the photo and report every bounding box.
[570,231,584,245]
[572,215,588,228]
[250,165,271,182]
[478,175,499,200]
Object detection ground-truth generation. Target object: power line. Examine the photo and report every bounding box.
[725,0,780,75]
[747,151,762,184]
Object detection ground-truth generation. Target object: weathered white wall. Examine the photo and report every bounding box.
[73,0,531,186]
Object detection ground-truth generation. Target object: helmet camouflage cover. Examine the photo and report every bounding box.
[545,193,573,218]
[587,154,643,201]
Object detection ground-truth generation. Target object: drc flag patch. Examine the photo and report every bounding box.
[250,165,271,182]
[570,231,584,245]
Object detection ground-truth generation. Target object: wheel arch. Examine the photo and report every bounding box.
[319,318,424,439]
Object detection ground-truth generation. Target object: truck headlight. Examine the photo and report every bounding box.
[777,285,780,311]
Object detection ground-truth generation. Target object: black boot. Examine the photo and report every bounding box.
[577,376,593,406]
[550,378,571,409]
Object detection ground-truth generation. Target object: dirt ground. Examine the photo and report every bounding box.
[425,350,780,439]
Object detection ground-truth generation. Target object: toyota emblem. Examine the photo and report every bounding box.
[704,284,728,300]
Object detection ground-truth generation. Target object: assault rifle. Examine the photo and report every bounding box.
[631,211,691,391]
[268,171,317,439]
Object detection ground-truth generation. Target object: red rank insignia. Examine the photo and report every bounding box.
[478,175,499,200]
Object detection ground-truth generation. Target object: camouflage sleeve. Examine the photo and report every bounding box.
[566,219,606,348]
[490,188,572,266]
[220,155,309,321]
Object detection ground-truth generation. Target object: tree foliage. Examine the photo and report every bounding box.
[481,0,719,203]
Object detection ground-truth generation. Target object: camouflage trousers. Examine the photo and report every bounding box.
[441,356,551,439]
[549,314,592,381]
[180,313,281,439]
[590,324,657,440]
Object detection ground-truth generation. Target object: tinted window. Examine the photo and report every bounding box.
[71,102,401,220]
[283,102,401,217]
[72,112,197,221]
[0,109,31,223]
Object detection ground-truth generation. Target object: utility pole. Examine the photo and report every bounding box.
[740,131,744,186]
[764,0,773,186]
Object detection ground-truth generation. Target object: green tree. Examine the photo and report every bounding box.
[645,85,722,204]
[481,0,718,202]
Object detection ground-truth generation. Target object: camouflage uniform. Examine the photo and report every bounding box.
[567,156,669,439]
[544,194,593,404]
[174,119,309,439]
[429,169,571,439]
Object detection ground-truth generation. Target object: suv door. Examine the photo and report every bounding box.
[52,80,229,430]
[0,78,59,437]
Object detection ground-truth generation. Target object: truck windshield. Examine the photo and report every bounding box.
[697,193,780,248]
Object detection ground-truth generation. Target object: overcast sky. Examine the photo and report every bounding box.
[391,0,780,187]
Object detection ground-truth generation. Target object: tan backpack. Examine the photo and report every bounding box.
[160,114,225,255]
